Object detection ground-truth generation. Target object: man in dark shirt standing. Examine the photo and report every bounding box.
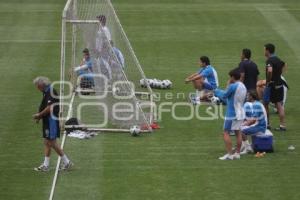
[238,48,259,91]
[32,76,73,171]
[263,43,287,131]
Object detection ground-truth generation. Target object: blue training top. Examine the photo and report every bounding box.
[252,100,267,130]
[243,102,253,120]
[198,65,218,89]
[222,81,247,120]
[77,57,93,76]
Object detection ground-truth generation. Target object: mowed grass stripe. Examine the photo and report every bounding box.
[1,0,300,200]
[54,1,300,199]
[0,0,64,199]
[256,4,300,61]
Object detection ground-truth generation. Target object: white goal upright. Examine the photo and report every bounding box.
[60,0,155,132]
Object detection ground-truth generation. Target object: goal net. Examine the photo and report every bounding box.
[60,0,154,132]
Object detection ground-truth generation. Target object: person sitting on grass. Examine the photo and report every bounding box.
[218,68,247,160]
[185,56,219,104]
[240,90,268,155]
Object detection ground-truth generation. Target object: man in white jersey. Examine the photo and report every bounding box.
[96,15,112,55]
[97,15,111,41]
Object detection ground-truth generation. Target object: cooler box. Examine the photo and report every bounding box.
[252,129,274,153]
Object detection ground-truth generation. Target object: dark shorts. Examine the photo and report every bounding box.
[270,85,284,103]
[43,117,60,140]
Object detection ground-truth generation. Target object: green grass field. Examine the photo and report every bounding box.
[1,0,300,199]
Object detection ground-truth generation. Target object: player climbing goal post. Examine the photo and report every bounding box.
[60,0,154,132]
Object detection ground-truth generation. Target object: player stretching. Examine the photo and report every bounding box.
[33,77,73,172]
[185,56,219,104]
[218,69,247,160]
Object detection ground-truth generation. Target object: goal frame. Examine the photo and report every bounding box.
[59,0,155,133]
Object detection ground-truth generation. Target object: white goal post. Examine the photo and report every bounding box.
[59,0,155,133]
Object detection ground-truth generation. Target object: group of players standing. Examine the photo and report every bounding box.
[185,43,288,160]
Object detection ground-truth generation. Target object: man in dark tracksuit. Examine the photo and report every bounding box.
[33,76,73,172]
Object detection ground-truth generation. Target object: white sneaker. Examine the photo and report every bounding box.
[240,145,253,155]
[219,154,234,160]
[34,164,49,172]
[240,143,246,152]
[190,96,201,105]
[232,153,240,160]
[59,161,74,171]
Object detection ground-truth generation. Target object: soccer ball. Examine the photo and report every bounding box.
[130,125,141,136]
[161,80,168,89]
[211,96,220,105]
[153,79,159,88]
[112,86,120,94]
[156,80,163,89]
[165,80,172,89]
[147,79,154,88]
[140,79,146,88]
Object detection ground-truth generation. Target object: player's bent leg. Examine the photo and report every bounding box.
[49,140,74,171]
[256,84,265,100]
[192,78,204,90]
[234,130,242,155]
[240,125,264,155]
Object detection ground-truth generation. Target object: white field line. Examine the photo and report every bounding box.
[49,92,75,200]
[0,39,72,43]
[256,4,300,62]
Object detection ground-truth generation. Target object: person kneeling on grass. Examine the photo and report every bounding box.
[240,90,268,155]
[185,56,219,104]
[32,76,73,172]
[218,68,247,160]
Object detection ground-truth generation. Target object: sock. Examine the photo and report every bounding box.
[44,157,50,167]
[61,154,70,164]
[196,90,199,97]
[244,140,250,146]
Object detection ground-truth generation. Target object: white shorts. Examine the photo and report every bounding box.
[224,119,243,132]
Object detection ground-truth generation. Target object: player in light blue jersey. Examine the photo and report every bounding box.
[75,48,93,75]
[244,101,253,120]
[74,48,94,89]
[185,56,219,104]
[240,90,268,154]
[111,41,125,68]
[217,69,247,160]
